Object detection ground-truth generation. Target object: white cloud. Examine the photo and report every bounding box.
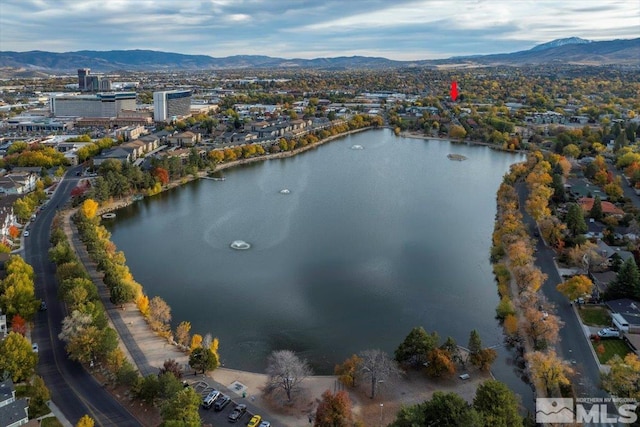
[0,0,637,60]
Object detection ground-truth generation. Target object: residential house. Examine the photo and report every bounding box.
[595,240,635,264]
[578,197,624,217]
[167,131,200,147]
[565,178,607,200]
[0,172,38,195]
[0,379,29,427]
[605,298,640,355]
[590,270,617,295]
[92,148,132,166]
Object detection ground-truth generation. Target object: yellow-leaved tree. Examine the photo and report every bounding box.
[190,334,203,352]
[80,199,99,219]
[526,350,573,395]
[76,415,95,427]
[136,294,149,317]
[556,275,593,301]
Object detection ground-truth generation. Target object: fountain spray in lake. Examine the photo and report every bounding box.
[230,240,251,250]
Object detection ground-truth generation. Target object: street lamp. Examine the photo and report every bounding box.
[380,403,384,426]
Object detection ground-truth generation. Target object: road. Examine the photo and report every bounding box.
[516,182,619,425]
[26,166,141,427]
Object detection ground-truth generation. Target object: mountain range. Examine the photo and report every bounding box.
[0,37,638,76]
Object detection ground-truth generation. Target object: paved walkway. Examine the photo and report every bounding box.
[62,209,188,376]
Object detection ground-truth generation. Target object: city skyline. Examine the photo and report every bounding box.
[1,0,639,61]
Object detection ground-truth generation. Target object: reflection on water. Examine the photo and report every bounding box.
[107,129,533,410]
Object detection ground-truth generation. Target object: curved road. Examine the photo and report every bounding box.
[26,166,140,427]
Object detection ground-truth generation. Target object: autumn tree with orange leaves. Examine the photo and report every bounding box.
[153,167,170,185]
[314,390,353,427]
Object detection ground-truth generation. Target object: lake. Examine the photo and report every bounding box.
[106,129,533,407]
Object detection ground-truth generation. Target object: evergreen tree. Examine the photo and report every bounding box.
[590,195,603,221]
[566,203,587,236]
[605,257,640,300]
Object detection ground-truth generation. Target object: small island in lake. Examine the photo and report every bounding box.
[447,153,468,161]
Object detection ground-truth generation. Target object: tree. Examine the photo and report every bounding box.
[76,415,95,427]
[449,125,467,139]
[390,391,482,427]
[468,330,482,356]
[0,332,38,382]
[80,199,99,219]
[190,334,202,352]
[566,203,587,236]
[160,387,201,427]
[590,195,604,221]
[136,294,150,316]
[58,310,93,343]
[188,347,219,374]
[606,257,640,300]
[359,349,401,399]
[473,380,523,427]
[148,296,171,331]
[265,350,312,401]
[425,348,456,378]
[160,359,182,379]
[29,375,50,411]
[11,314,27,336]
[525,350,573,395]
[603,353,640,400]
[394,326,439,368]
[474,348,497,372]
[154,167,170,185]
[521,306,561,350]
[314,390,353,427]
[175,321,191,347]
[557,275,593,301]
[334,354,362,387]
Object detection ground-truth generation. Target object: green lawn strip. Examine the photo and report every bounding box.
[41,417,64,427]
[578,306,611,327]
[592,339,632,364]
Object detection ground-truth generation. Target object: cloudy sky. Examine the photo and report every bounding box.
[1,0,638,60]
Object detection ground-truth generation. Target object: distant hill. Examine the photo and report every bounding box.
[529,37,591,51]
[0,38,638,74]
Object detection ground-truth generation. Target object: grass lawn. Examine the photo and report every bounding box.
[41,417,63,427]
[578,306,611,326]
[592,339,632,364]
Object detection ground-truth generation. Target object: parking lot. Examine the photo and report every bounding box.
[186,377,281,427]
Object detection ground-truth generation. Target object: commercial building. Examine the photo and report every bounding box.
[77,68,111,92]
[50,92,136,118]
[153,90,192,122]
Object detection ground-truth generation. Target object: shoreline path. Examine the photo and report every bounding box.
[62,208,491,426]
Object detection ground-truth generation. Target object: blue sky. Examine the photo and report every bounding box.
[1,0,638,60]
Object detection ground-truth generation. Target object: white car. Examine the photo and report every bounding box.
[23,231,30,237]
[597,328,620,338]
[32,343,39,353]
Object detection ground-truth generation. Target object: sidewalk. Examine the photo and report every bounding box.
[62,209,188,376]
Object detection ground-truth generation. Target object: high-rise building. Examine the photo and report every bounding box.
[77,68,112,92]
[77,68,90,91]
[50,92,136,117]
[153,90,192,122]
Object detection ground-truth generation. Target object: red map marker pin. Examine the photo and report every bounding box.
[450,81,458,102]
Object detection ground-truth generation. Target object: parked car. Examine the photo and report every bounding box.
[32,343,39,353]
[597,328,620,339]
[23,230,29,237]
[202,389,220,409]
[213,394,231,411]
[258,422,271,427]
[227,403,247,422]
[39,301,47,311]
[247,415,262,427]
